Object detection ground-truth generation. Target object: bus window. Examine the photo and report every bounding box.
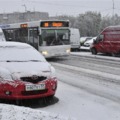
[3,29,14,41]
[29,28,39,50]
[19,28,28,43]
[57,29,70,45]
[41,29,70,46]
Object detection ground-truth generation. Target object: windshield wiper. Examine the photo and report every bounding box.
[6,60,25,62]
[3,60,41,62]
[28,60,41,62]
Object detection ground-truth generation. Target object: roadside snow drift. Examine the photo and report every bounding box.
[0,104,75,120]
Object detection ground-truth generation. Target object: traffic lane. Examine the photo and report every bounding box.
[71,52,120,62]
[40,76,120,120]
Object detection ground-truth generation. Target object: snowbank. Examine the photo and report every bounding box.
[0,104,75,120]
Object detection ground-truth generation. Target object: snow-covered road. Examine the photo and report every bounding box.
[39,60,120,120]
[40,80,120,120]
[38,52,120,120]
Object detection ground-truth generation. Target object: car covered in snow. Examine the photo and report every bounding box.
[0,42,57,100]
[80,37,92,46]
[83,37,97,47]
[80,37,96,51]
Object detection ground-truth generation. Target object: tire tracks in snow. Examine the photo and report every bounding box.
[51,62,120,104]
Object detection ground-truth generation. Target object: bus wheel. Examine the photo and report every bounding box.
[91,48,97,55]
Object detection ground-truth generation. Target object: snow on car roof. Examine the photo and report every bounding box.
[0,41,31,48]
[0,41,46,62]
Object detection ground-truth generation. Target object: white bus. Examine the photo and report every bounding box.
[0,20,71,58]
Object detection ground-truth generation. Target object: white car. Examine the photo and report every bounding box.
[0,42,57,100]
[83,37,97,47]
[80,37,92,46]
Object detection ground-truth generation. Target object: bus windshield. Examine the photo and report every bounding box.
[41,29,70,46]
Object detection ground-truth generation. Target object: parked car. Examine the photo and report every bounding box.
[83,37,97,47]
[0,42,57,100]
[80,37,93,51]
[90,26,120,56]
[80,37,92,46]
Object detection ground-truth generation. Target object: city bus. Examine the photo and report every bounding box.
[0,20,71,58]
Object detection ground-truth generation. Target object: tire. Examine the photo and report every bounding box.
[111,53,117,57]
[91,48,97,55]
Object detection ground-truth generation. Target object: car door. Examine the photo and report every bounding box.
[95,34,105,53]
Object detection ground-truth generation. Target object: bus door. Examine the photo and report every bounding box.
[28,28,39,50]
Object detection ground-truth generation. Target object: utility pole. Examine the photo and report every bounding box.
[22,4,28,21]
[22,4,27,12]
[112,0,115,25]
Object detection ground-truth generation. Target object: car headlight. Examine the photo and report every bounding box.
[42,51,48,56]
[66,49,71,53]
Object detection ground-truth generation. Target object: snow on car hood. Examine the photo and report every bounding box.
[0,61,53,80]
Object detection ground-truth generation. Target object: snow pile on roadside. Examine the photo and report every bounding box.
[0,104,76,120]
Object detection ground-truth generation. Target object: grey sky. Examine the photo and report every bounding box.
[0,0,120,17]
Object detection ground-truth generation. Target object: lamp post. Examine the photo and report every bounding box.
[22,4,27,12]
[112,0,115,25]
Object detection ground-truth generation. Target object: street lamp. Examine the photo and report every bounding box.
[112,0,115,25]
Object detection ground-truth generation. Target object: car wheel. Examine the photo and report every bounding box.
[91,48,97,55]
[111,53,117,57]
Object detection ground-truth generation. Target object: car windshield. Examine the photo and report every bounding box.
[0,45,46,62]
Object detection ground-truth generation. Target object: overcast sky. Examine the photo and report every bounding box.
[0,0,120,17]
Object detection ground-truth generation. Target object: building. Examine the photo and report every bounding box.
[0,11,49,24]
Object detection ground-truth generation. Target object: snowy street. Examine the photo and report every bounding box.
[41,80,120,120]
[1,0,120,119]
[39,52,120,120]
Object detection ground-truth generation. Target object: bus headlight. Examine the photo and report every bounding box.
[66,49,71,53]
[42,51,48,56]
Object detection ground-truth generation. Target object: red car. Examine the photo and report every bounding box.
[0,42,57,100]
[90,26,120,56]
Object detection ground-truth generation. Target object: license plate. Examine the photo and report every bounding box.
[25,84,45,91]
